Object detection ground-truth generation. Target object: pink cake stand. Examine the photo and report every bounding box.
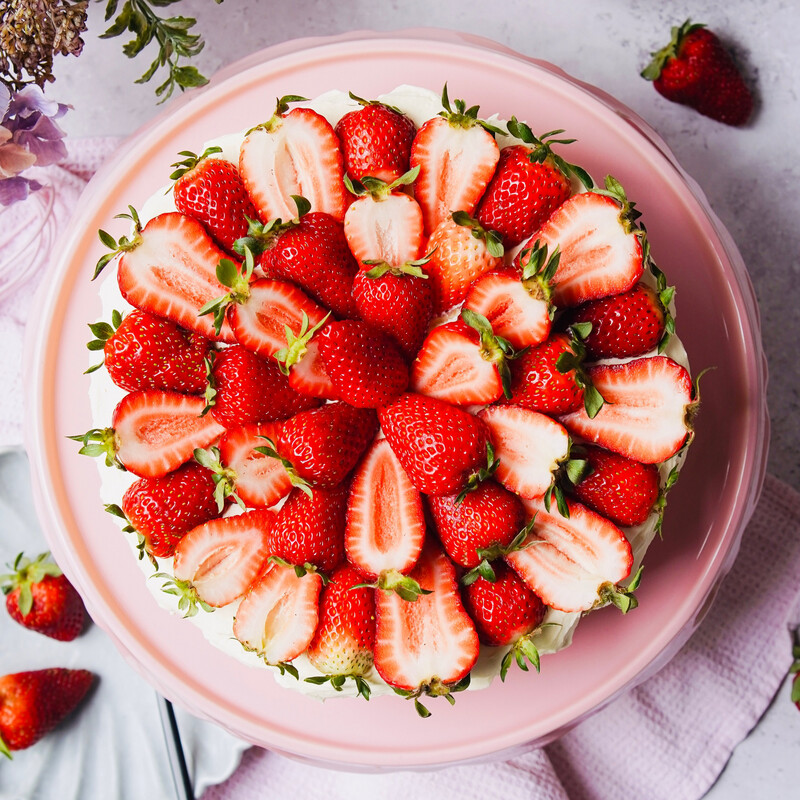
[24,30,768,770]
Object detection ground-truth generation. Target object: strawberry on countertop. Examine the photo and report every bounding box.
[0,669,95,757]
[170,146,257,253]
[2,553,86,642]
[410,84,502,234]
[642,20,753,126]
[335,93,416,183]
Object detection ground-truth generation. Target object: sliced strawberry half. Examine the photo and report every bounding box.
[374,542,479,715]
[506,495,635,613]
[286,337,338,400]
[171,509,275,608]
[233,561,322,665]
[218,423,293,508]
[559,355,695,464]
[531,178,644,307]
[478,405,570,499]
[463,240,559,349]
[345,439,425,596]
[239,98,348,222]
[111,212,237,343]
[343,170,424,265]
[228,277,330,361]
[72,391,225,478]
[410,86,501,233]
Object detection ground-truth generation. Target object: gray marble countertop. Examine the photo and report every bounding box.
[27,0,800,795]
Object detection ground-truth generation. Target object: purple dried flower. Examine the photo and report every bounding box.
[0,83,67,205]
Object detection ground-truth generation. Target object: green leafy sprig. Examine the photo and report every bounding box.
[98,0,224,103]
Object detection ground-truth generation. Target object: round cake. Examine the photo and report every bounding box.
[77,85,696,714]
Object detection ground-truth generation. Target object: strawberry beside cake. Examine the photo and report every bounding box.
[76,85,697,715]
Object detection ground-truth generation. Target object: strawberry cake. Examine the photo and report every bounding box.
[76,85,696,715]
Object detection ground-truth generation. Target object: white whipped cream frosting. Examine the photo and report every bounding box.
[89,86,690,701]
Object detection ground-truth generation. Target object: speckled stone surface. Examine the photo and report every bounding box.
[39,0,800,795]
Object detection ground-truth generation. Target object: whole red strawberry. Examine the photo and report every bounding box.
[317,319,409,408]
[118,460,223,559]
[256,204,359,318]
[335,95,416,183]
[87,309,210,394]
[269,483,350,573]
[208,345,321,428]
[0,668,94,756]
[428,479,526,575]
[476,119,592,248]
[564,280,671,359]
[461,562,545,681]
[569,445,660,527]
[379,393,493,496]
[2,553,86,641]
[352,260,434,360]
[642,20,753,126]
[305,563,375,698]
[503,332,587,416]
[276,402,378,488]
[171,147,257,252]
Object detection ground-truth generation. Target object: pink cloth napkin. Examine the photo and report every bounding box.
[3,140,798,799]
[202,473,800,799]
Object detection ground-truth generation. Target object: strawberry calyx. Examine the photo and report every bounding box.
[546,448,592,519]
[499,631,542,682]
[232,196,311,259]
[105,503,158,570]
[518,239,559,313]
[253,437,313,497]
[198,246,255,335]
[790,637,800,710]
[555,324,606,418]
[451,210,504,258]
[84,309,124,374]
[192,445,244,511]
[461,518,537,586]
[639,232,677,354]
[238,639,302,676]
[460,307,522,399]
[393,673,472,718]
[653,463,681,537]
[598,565,644,614]
[249,94,309,134]
[506,117,594,190]
[641,19,707,81]
[344,165,420,200]
[168,145,224,182]
[437,83,505,136]
[353,568,430,603]
[305,673,372,700]
[362,254,430,280]
[68,427,123,471]
[456,442,500,503]
[0,552,63,617]
[273,310,331,375]
[593,175,643,235]
[268,555,329,584]
[347,91,405,116]
[154,572,214,618]
[93,205,143,280]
